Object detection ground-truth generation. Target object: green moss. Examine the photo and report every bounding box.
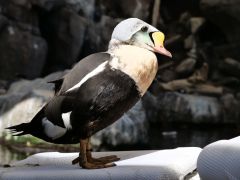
[3,132,45,145]
[2,132,79,151]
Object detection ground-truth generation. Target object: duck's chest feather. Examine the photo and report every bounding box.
[66,66,141,138]
[109,45,158,96]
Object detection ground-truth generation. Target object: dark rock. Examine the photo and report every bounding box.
[212,43,240,61]
[184,35,194,49]
[236,92,240,100]
[96,0,152,21]
[0,25,47,80]
[220,93,240,123]
[175,58,196,76]
[146,92,240,124]
[0,80,8,95]
[41,7,87,73]
[93,100,149,148]
[0,80,8,89]
[158,69,177,82]
[200,0,240,42]
[32,0,95,18]
[148,92,223,124]
[190,17,205,34]
[65,0,95,18]
[0,89,6,95]
[161,0,201,22]
[11,0,29,6]
[219,58,240,79]
[80,16,119,57]
[0,0,38,26]
[217,76,240,89]
[0,14,8,31]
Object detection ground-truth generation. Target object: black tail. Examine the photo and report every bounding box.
[6,123,30,136]
[6,107,45,137]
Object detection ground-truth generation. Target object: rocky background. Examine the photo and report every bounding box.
[0,0,240,157]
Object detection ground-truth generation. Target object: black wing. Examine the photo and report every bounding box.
[48,52,110,95]
[44,52,111,128]
[61,65,141,137]
[58,52,110,94]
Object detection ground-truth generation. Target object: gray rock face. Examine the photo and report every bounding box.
[220,93,240,123]
[41,7,87,72]
[147,92,239,124]
[0,0,95,79]
[0,25,47,80]
[96,0,152,21]
[219,58,240,79]
[80,16,119,57]
[93,100,148,147]
[0,73,60,133]
[201,0,240,42]
[32,0,95,18]
[175,58,197,75]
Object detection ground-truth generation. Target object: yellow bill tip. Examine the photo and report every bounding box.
[152,31,165,47]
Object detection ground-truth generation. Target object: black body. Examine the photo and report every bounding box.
[8,52,141,144]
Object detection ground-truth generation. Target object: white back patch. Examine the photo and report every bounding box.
[66,61,108,92]
[42,118,67,140]
[62,112,72,129]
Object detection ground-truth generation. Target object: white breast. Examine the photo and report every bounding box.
[109,45,158,96]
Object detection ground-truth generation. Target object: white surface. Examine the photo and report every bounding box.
[0,147,201,180]
[197,136,240,180]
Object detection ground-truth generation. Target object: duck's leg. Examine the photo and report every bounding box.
[72,138,116,169]
[86,138,120,164]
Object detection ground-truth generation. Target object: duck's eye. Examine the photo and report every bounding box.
[141,26,148,32]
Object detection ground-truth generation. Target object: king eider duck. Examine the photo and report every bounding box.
[7,18,172,169]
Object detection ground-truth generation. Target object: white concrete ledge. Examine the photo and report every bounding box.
[197,136,240,180]
[0,147,201,180]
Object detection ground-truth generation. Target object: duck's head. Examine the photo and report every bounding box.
[109,18,172,58]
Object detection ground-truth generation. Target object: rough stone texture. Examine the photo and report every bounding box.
[200,0,240,61]
[146,92,239,124]
[200,0,240,43]
[93,100,148,147]
[0,0,38,25]
[175,58,197,75]
[0,73,59,133]
[0,25,47,80]
[219,58,240,79]
[220,94,240,123]
[190,17,205,34]
[0,14,8,30]
[96,0,152,21]
[80,16,119,57]
[32,0,95,18]
[41,7,87,72]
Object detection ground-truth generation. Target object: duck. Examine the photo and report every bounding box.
[7,18,172,169]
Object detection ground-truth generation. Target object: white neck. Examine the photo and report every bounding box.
[108,44,158,96]
[108,39,127,53]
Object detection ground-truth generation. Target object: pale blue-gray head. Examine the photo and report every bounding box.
[110,18,172,58]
